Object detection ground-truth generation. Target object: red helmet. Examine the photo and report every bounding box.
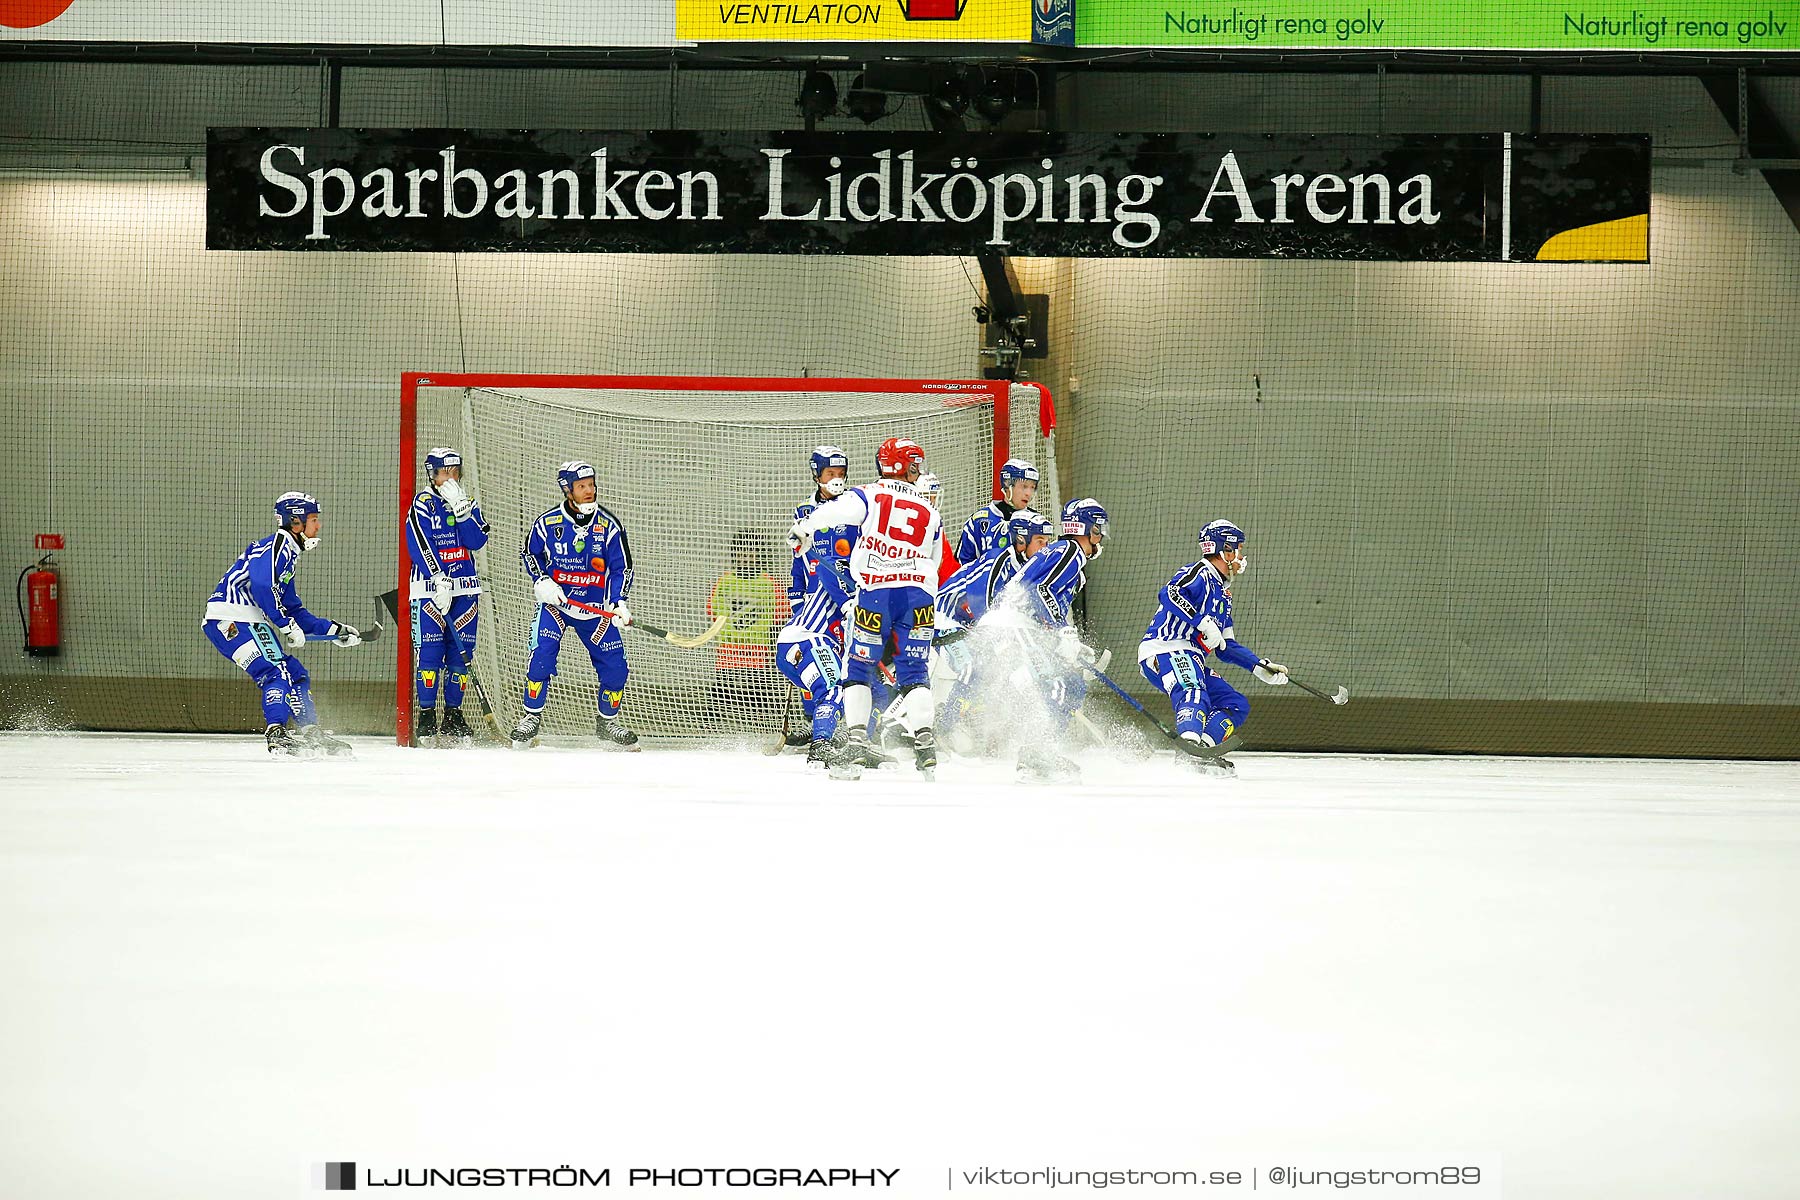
[876,437,925,479]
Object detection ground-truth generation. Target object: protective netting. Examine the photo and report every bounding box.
[410,380,1059,742]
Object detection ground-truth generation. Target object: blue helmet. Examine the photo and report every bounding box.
[275,491,321,551]
[557,461,597,514]
[274,490,319,527]
[999,459,1039,493]
[1007,510,1053,555]
[425,446,463,480]
[810,445,849,497]
[1197,519,1246,558]
[557,460,595,494]
[1060,497,1109,540]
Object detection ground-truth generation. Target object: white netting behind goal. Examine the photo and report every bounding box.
[409,380,1059,743]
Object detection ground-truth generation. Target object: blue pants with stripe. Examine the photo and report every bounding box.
[1141,651,1248,746]
[205,619,315,728]
[777,634,843,741]
[412,595,479,710]
[524,606,628,717]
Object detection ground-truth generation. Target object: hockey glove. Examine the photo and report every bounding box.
[786,521,806,553]
[533,577,567,609]
[430,573,454,614]
[1196,616,1226,651]
[280,621,306,650]
[608,600,632,627]
[1253,659,1289,685]
[332,623,363,648]
[449,495,474,521]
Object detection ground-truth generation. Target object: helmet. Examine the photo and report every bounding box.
[917,472,942,507]
[1198,519,1247,576]
[875,437,925,479]
[1197,519,1246,557]
[999,459,1039,495]
[1007,510,1053,556]
[810,445,849,497]
[557,460,598,515]
[1060,497,1109,540]
[274,491,321,551]
[426,447,467,505]
[425,447,463,482]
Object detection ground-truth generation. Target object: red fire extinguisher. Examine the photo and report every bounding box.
[19,555,60,657]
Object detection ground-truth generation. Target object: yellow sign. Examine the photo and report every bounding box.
[679,0,1030,42]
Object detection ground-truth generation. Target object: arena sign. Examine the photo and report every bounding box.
[207,128,1650,262]
[1079,0,1800,49]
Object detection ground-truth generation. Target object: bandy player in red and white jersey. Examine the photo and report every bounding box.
[789,437,942,780]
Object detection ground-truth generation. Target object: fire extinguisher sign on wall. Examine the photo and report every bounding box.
[20,534,64,657]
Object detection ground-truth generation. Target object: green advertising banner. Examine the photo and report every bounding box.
[1079,1,1800,49]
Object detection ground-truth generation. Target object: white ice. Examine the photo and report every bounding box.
[2,733,1799,1199]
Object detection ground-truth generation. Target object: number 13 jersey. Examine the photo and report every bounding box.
[796,479,943,596]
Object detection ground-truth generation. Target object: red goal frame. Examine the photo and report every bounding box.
[396,372,1055,746]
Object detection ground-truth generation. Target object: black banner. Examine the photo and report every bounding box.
[206,129,1649,261]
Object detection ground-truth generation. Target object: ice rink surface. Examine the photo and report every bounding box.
[3,732,1799,1199]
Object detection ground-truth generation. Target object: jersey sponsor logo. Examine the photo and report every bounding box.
[853,606,883,633]
[590,557,606,571]
[911,604,934,627]
[552,569,607,587]
[439,546,470,563]
[859,532,919,559]
[279,571,293,583]
[864,571,927,585]
[527,679,544,699]
[545,514,564,525]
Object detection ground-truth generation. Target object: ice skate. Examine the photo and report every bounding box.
[296,724,354,758]
[828,731,870,780]
[414,708,439,747]
[509,712,541,750]
[439,706,473,746]
[1016,745,1080,784]
[264,723,315,759]
[806,738,833,769]
[596,714,641,751]
[1185,753,1236,777]
[912,727,938,781]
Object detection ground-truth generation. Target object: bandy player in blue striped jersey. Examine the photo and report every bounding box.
[931,510,1055,742]
[955,458,1039,563]
[1137,519,1290,777]
[509,461,639,751]
[203,492,363,758]
[996,497,1109,779]
[776,545,855,768]
[789,436,941,780]
[405,447,489,746]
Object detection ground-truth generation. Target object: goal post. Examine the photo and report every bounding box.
[397,373,1059,747]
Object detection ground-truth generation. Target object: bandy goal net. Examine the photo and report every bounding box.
[399,374,1060,746]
